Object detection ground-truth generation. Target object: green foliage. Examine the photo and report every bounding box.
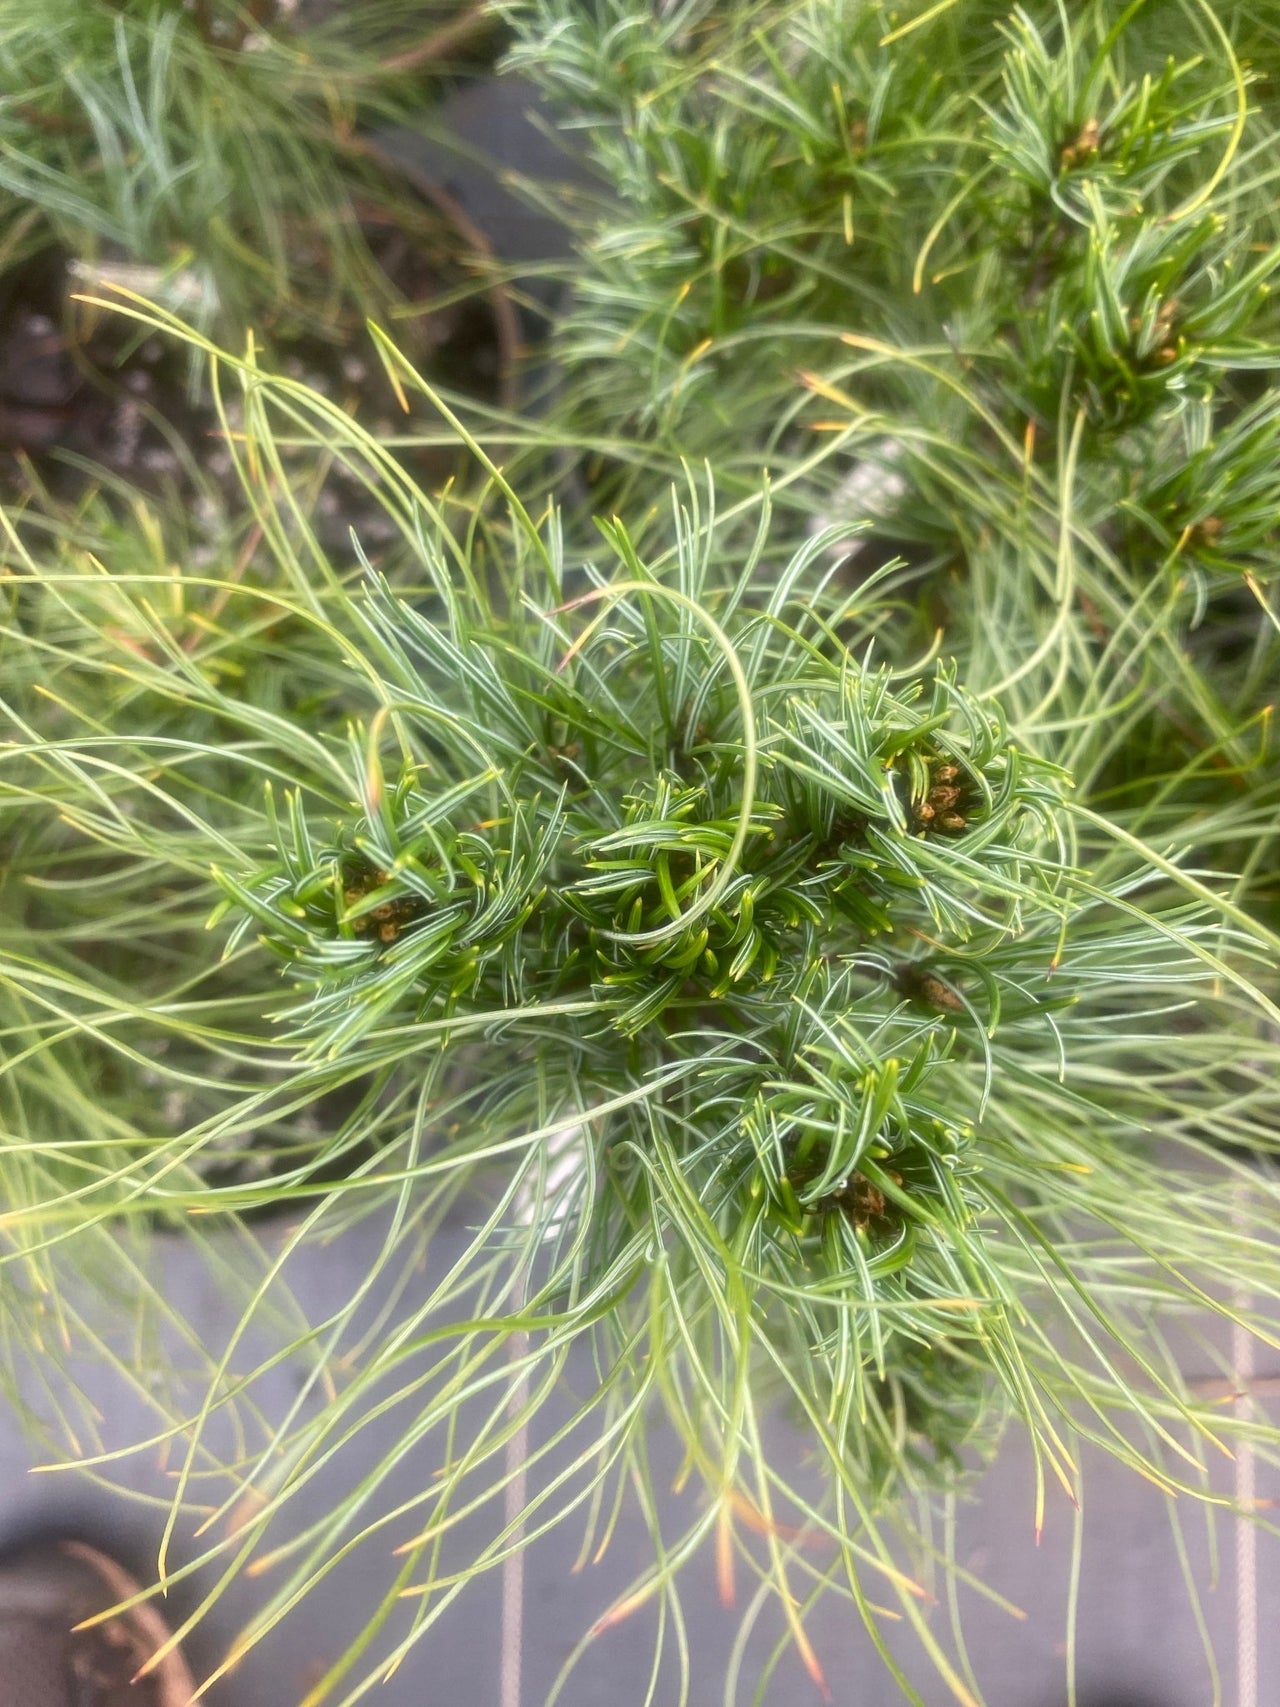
[226,561,1066,1050]
[511,0,1278,434]
[0,0,483,339]
[0,1,1278,1701]
[2,324,1280,1702]
[1125,388,1280,583]
[507,0,1280,873]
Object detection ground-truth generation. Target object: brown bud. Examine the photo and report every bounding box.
[920,974,964,1012]
[847,1173,885,1228]
[1061,117,1100,170]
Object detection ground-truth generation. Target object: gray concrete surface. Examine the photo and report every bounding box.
[2,1201,1275,1706]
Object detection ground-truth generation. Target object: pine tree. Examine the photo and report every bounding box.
[1,2,1279,1701]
